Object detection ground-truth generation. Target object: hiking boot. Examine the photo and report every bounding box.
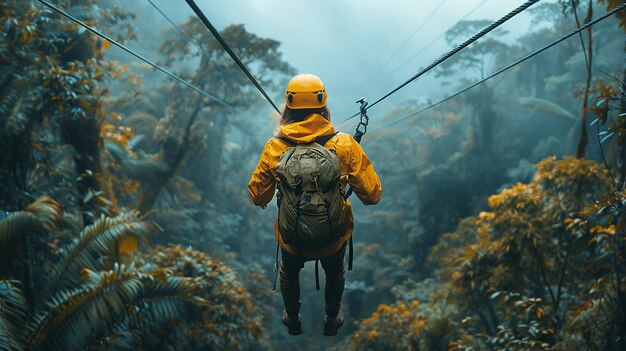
[282,309,302,335]
[323,309,344,336]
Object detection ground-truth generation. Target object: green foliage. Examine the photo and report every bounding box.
[598,0,626,29]
[0,0,139,216]
[438,20,510,80]
[348,300,457,351]
[2,1,625,350]
[134,245,269,350]
[160,21,294,99]
[426,157,620,350]
[30,264,201,351]
[349,301,427,351]
[350,156,623,350]
[1,2,289,348]
[0,197,60,278]
[51,210,160,292]
[0,281,30,351]
[0,197,268,351]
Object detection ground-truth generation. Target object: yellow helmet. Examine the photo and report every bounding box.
[285,74,327,109]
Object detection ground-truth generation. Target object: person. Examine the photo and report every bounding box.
[248,74,382,336]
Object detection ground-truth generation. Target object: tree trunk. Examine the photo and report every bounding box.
[616,37,626,351]
[61,113,105,224]
[136,102,202,213]
[617,38,626,186]
[575,0,593,159]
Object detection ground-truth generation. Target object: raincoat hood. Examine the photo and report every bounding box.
[277,113,335,143]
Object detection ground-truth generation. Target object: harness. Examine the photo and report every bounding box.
[272,131,341,291]
[271,99,369,291]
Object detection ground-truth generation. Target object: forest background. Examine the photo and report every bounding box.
[1,0,626,350]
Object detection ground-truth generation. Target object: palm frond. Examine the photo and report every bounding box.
[133,245,268,350]
[30,265,208,351]
[0,281,30,351]
[82,330,143,351]
[52,211,161,291]
[23,196,60,232]
[119,274,207,350]
[0,197,60,278]
[29,264,144,351]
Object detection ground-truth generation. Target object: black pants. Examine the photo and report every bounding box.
[280,244,346,319]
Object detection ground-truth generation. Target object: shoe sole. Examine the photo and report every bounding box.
[323,321,344,336]
[288,328,303,336]
[283,320,302,336]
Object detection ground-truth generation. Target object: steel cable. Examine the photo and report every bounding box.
[369,1,626,133]
[340,0,542,125]
[185,0,281,114]
[37,0,239,114]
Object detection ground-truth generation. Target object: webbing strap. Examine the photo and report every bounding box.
[315,131,339,146]
[315,260,320,291]
[273,135,297,146]
[348,237,353,271]
[273,243,279,290]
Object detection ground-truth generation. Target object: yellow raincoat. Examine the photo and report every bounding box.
[248,113,382,259]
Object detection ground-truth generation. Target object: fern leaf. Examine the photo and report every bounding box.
[30,266,207,351]
[29,265,144,351]
[0,281,30,351]
[0,197,60,278]
[81,330,143,351]
[52,211,161,291]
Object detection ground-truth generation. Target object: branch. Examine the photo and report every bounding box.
[529,239,558,309]
[575,0,593,159]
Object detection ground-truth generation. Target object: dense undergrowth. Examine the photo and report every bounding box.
[347,157,626,350]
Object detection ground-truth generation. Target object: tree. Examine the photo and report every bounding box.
[428,157,621,350]
[116,20,295,213]
[0,197,268,351]
[438,20,510,81]
[0,0,135,221]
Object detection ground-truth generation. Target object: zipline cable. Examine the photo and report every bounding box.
[375,0,450,75]
[389,0,491,76]
[339,0,489,126]
[36,0,238,114]
[340,0,541,125]
[341,0,490,125]
[146,0,195,45]
[369,1,626,133]
[184,0,281,114]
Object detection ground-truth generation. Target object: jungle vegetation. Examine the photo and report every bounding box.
[1,0,626,350]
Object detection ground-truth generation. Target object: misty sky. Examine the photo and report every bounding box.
[112,0,546,128]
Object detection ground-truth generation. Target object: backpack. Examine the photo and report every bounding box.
[275,132,348,253]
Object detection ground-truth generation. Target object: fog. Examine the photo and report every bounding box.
[111,0,540,123]
[2,0,626,350]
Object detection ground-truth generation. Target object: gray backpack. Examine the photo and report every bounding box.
[275,132,348,253]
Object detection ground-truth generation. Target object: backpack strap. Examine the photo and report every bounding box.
[348,237,353,271]
[272,243,280,290]
[315,259,320,291]
[273,135,297,146]
[314,131,338,146]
